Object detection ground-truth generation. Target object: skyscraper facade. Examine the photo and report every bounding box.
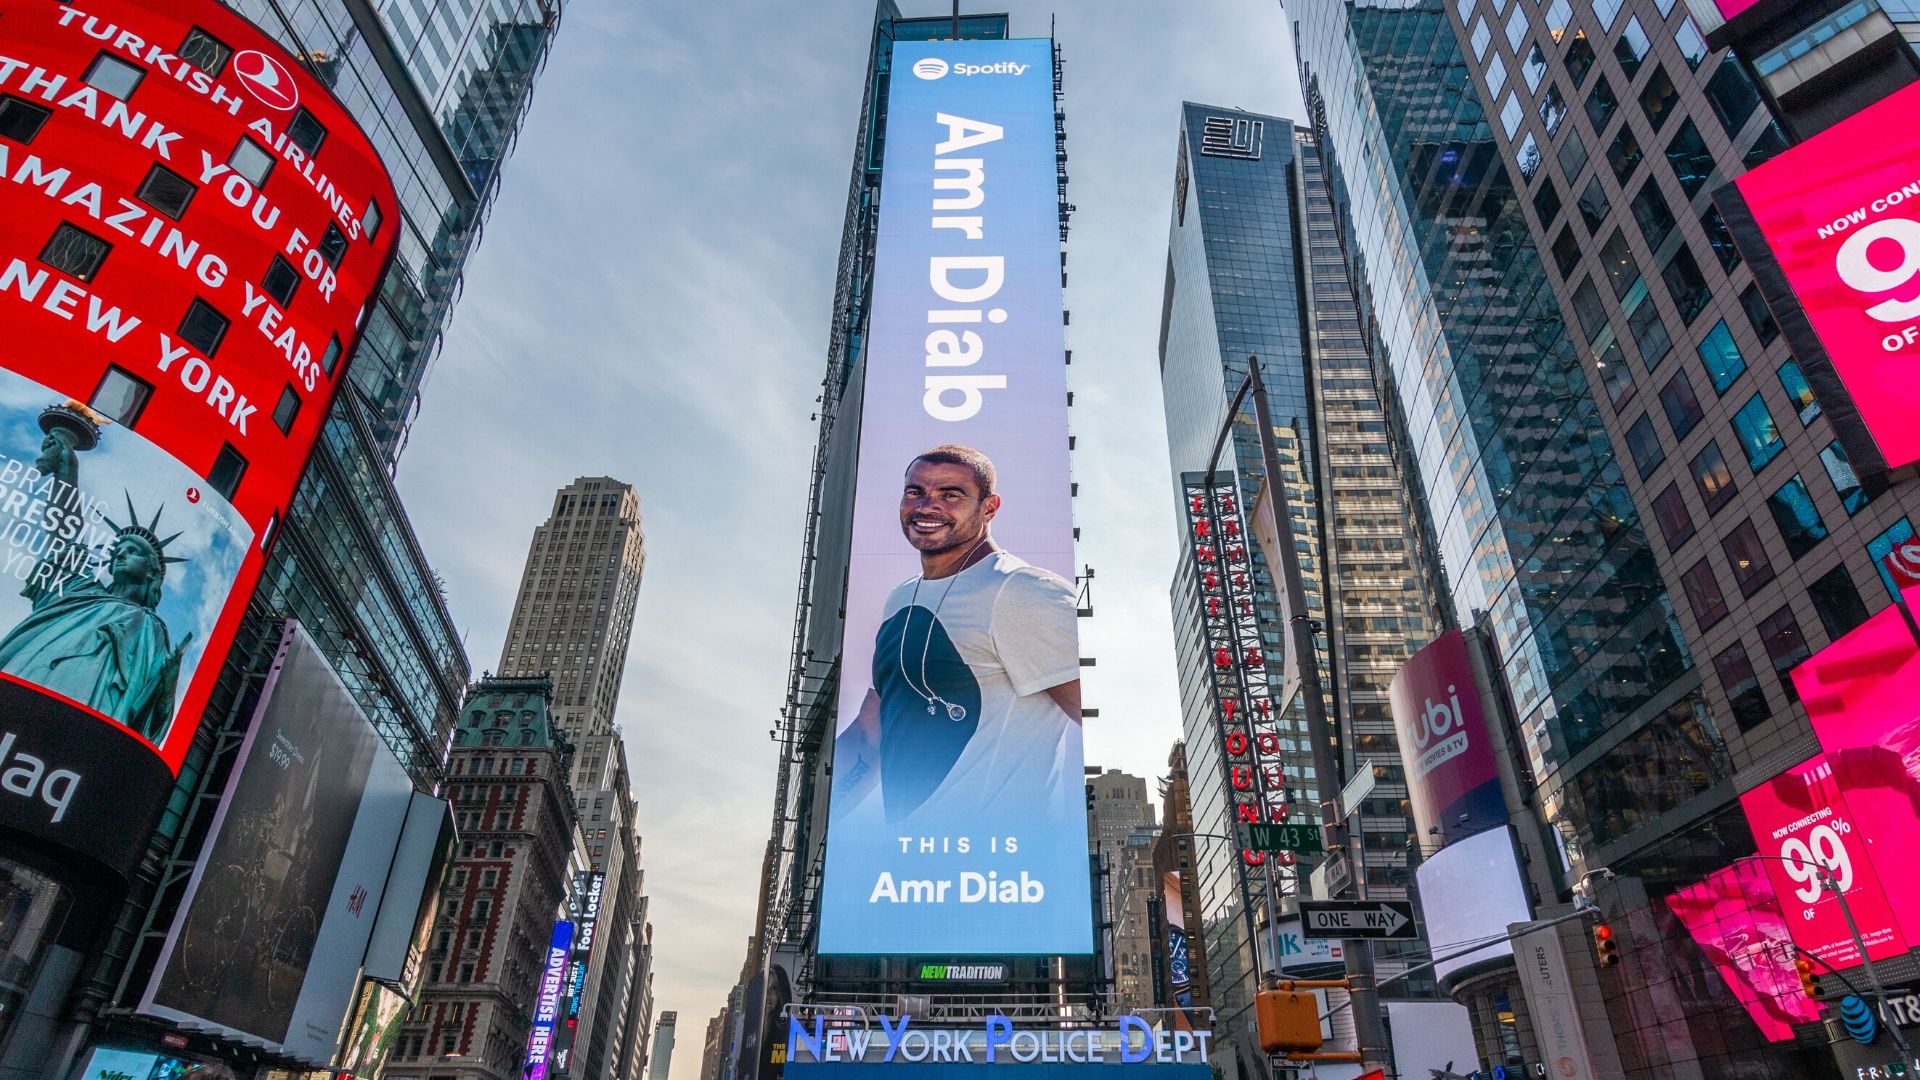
[1155,103,1443,1075]
[388,675,576,1080]
[1086,767,1157,865]
[1293,0,1920,1072]
[649,1010,678,1080]
[498,476,651,1079]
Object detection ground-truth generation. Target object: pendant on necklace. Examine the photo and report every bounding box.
[927,703,937,716]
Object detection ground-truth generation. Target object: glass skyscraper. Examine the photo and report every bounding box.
[1293,0,1920,1072]
[1157,104,1444,1079]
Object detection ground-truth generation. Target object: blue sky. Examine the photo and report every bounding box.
[394,1,1302,1071]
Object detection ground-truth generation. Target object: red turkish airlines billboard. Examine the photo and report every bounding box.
[0,0,396,876]
[1731,79,1920,471]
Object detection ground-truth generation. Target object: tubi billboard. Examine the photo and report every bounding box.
[1389,628,1504,847]
[817,37,1091,956]
[0,0,397,876]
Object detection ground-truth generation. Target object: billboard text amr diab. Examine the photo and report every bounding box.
[0,0,398,875]
[817,37,1091,956]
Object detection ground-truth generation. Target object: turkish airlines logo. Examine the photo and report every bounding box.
[1886,539,1920,590]
[232,50,299,111]
[912,58,949,80]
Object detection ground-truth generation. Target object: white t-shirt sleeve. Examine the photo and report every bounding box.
[990,566,1081,697]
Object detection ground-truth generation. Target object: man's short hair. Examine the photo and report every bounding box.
[909,444,996,497]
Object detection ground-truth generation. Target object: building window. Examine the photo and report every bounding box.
[1700,207,1742,272]
[1626,283,1671,369]
[1652,482,1694,548]
[1758,605,1810,700]
[1576,178,1610,234]
[1586,74,1618,132]
[1629,178,1676,249]
[1663,247,1711,324]
[1681,557,1729,628]
[1696,320,1745,393]
[1659,369,1704,438]
[1566,32,1597,86]
[229,138,274,186]
[1676,18,1709,69]
[1808,565,1870,641]
[1593,0,1624,31]
[1722,518,1776,596]
[1517,132,1541,180]
[285,108,327,156]
[1523,46,1550,91]
[39,224,111,282]
[1742,284,1780,345]
[1534,177,1562,225]
[0,96,52,143]
[136,165,196,219]
[1597,334,1635,407]
[1620,413,1666,476]
[1615,16,1650,75]
[1488,54,1510,98]
[1471,16,1492,60]
[82,53,144,99]
[1501,93,1523,139]
[1607,124,1644,182]
[1746,122,1791,168]
[321,335,343,376]
[1868,518,1918,596]
[1639,66,1680,131]
[178,27,232,75]
[262,255,300,306]
[1820,439,1876,515]
[1714,643,1769,731]
[1572,277,1607,337]
[1665,118,1714,196]
[1554,227,1583,278]
[1505,5,1528,50]
[1776,360,1819,425]
[208,443,247,499]
[1599,228,1637,297]
[1706,58,1761,135]
[272,385,300,435]
[89,367,152,427]
[1558,129,1589,179]
[1731,394,1784,471]
[319,223,349,268]
[1766,475,1827,559]
[177,299,229,356]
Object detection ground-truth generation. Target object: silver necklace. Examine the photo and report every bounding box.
[897,538,989,722]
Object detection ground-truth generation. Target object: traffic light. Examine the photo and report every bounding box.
[1593,923,1620,968]
[1795,953,1822,999]
[1255,989,1323,1054]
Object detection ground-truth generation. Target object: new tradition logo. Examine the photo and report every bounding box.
[912,57,949,80]
[232,49,299,111]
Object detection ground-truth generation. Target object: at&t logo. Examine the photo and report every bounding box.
[912,57,949,80]
[232,49,299,111]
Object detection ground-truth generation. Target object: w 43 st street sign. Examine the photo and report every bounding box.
[1298,900,1418,940]
[1242,823,1324,854]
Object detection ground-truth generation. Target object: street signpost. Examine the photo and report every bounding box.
[1299,901,1419,941]
[1339,762,1377,820]
[1245,823,1325,855]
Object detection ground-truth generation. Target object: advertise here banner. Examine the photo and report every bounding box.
[1389,628,1504,847]
[817,38,1089,956]
[528,921,577,1080]
[0,0,397,875]
[1732,79,1920,471]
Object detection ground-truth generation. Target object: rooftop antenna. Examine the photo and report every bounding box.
[951,0,959,38]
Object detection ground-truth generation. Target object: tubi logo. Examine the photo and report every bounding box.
[912,57,949,80]
[232,49,300,111]
[1413,684,1468,749]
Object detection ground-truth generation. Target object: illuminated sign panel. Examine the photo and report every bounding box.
[0,0,396,874]
[818,38,1091,956]
[528,920,576,1080]
[1665,858,1823,1041]
[1732,79,1920,470]
[1390,629,1504,847]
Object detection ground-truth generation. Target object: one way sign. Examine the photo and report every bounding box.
[1298,900,1418,940]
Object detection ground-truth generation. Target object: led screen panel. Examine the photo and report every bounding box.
[1738,753,1909,969]
[1390,628,1504,847]
[0,0,397,875]
[817,38,1091,955]
[140,620,412,1066]
[1413,828,1531,981]
[1665,858,1823,1041]
[528,920,577,1080]
[1733,79,1920,470]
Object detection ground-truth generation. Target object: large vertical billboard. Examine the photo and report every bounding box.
[0,0,397,875]
[818,38,1091,955]
[139,621,413,1066]
[1413,828,1531,981]
[1390,629,1505,847]
[528,921,576,1080]
[1665,858,1823,1041]
[1729,79,1920,471]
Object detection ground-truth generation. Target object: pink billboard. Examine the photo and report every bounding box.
[1734,79,1920,469]
[1711,0,1761,19]
[1738,755,1909,969]
[1666,859,1823,1041]
[1789,582,1920,949]
[1390,629,1504,846]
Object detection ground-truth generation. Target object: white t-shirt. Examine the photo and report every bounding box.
[871,549,1080,825]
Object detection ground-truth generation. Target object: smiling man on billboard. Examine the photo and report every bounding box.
[834,445,1080,825]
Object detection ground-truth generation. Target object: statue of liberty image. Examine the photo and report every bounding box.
[0,402,193,743]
